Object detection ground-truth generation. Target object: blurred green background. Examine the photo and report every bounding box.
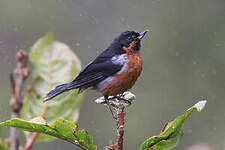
[0,0,225,150]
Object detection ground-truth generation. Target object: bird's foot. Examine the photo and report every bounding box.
[112,95,132,105]
[111,111,119,120]
[94,92,136,120]
[105,99,119,120]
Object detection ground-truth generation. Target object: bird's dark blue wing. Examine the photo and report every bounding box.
[73,55,122,88]
[44,49,123,101]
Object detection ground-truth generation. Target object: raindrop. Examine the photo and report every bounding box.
[49,16,56,20]
[120,17,125,22]
[175,51,180,56]
[193,61,197,65]
[187,129,193,134]
[26,3,31,9]
[20,26,24,30]
[13,27,19,32]
[90,16,99,24]
[211,69,217,75]
[79,13,83,17]
[75,42,80,47]
[215,43,222,47]
[200,73,205,78]
[169,47,174,52]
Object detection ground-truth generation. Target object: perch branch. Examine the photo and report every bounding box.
[9,50,29,150]
[117,106,125,150]
[96,92,135,150]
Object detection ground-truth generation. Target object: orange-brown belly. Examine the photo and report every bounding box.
[101,52,142,96]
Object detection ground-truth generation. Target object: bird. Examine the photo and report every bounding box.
[44,30,148,119]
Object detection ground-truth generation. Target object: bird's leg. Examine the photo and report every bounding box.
[104,96,118,120]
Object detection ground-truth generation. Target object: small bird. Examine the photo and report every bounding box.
[44,30,148,119]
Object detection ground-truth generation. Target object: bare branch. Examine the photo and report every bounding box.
[9,50,29,150]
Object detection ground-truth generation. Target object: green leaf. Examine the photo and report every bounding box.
[75,130,97,150]
[0,138,9,150]
[140,100,207,150]
[0,117,97,150]
[0,145,8,150]
[151,130,183,150]
[21,33,83,142]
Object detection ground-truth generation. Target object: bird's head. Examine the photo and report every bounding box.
[114,30,148,52]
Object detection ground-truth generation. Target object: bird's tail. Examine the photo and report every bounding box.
[43,82,78,102]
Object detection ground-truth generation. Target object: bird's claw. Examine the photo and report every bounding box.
[95,92,136,120]
[113,95,132,105]
[112,111,119,120]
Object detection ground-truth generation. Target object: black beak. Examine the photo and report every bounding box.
[138,30,149,40]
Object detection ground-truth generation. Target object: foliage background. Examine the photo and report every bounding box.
[0,0,225,150]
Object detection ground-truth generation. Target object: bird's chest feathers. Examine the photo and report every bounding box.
[117,52,143,84]
[100,50,142,96]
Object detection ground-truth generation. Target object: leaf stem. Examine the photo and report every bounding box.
[41,103,49,117]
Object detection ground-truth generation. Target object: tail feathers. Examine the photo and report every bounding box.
[43,82,78,102]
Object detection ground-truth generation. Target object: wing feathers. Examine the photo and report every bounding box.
[44,53,123,102]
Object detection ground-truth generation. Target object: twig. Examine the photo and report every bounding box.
[23,104,48,150]
[24,133,39,150]
[104,140,118,150]
[117,106,125,150]
[9,50,29,150]
[96,94,134,150]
